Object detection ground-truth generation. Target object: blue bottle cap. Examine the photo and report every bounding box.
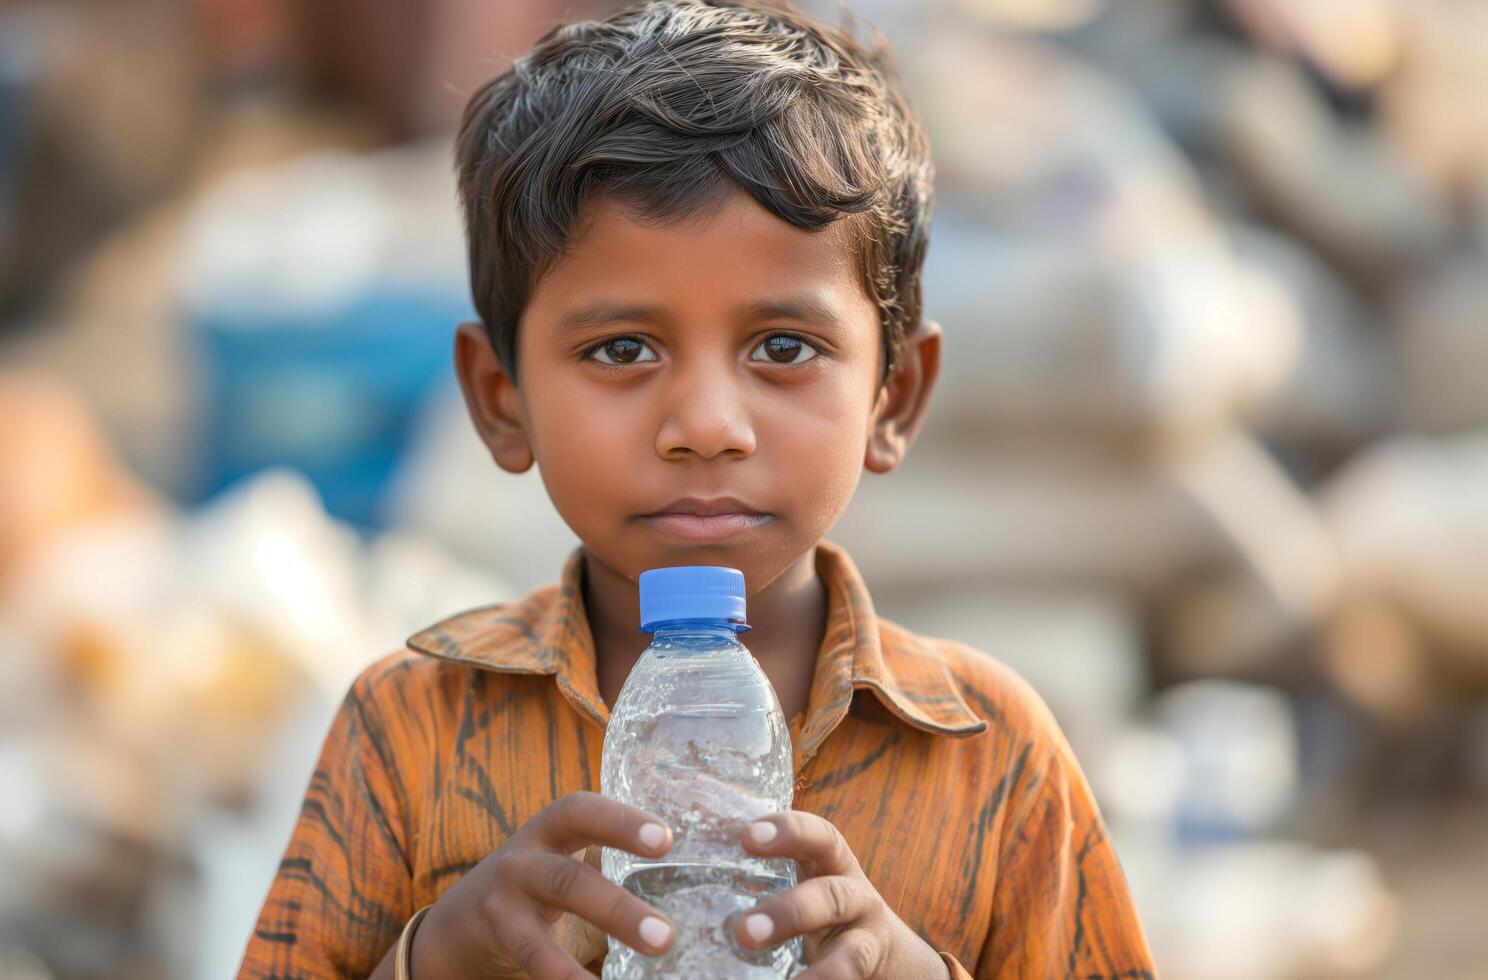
[638,565,749,633]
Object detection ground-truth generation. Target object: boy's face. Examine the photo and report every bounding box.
[455,186,936,594]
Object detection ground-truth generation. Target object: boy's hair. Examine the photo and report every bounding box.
[454,0,934,385]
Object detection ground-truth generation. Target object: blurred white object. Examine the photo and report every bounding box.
[1094,725,1186,826]
[924,212,1302,445]
[1157,680,1298,837]
[190,467,513,697]
[178,140,466,325]
[1096,693,1399,980]
[366,530,513,638]
[1228,222,1390,451]
[1323,434,1488,660]
[186,469,372,698]
[187,687,338,980]
[1156,841,1398,980]
[182,154,390,319]
[177,470,514,978]
[0,729,193,979]
[882,588,1145,760]
[837,428,1336,680]
[837,443,1215,598]
[914,37,1302,446]
[386,383,581,596]
[0,739,47,857]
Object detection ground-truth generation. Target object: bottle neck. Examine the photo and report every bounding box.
[646,619,748,642]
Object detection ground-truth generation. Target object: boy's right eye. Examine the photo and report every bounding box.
[586,336,660,366]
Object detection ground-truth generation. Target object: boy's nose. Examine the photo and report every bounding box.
[654,369,757,462]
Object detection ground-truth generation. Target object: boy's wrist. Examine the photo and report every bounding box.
[409,900,460,980]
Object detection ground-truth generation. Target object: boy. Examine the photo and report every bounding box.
[240,0,1157,977]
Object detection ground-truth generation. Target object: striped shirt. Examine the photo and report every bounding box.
[240,539,1156,978]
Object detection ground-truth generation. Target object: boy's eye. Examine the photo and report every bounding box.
[750,334,820,365]
[587,336,659,365]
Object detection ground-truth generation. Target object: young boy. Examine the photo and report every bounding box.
[240,1,1157,977]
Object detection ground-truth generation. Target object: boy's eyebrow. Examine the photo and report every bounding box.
[556,296,842,332]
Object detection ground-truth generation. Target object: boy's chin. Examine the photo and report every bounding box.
[591,522,815,576]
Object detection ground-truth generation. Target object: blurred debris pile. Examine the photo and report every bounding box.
[0,375,508,979]
[819,1,1488,976]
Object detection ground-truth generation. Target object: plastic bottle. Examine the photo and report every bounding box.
[601,565,804,978]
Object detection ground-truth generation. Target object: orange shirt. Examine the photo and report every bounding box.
[240,540,1156,978]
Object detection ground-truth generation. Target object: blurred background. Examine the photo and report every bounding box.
[2,0,1486,977]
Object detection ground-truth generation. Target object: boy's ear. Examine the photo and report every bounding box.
[454,320,535,474]
[865,318,942,475]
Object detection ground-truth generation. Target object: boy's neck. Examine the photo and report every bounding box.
[582,546,827,722]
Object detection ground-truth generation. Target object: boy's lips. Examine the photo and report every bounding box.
[640,512,773,542]
[639,497,772,542]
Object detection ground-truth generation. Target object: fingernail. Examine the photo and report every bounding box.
[638,822,667,850]
[639,915,671,949]
[744,913,773,944]
[748,821,777,845]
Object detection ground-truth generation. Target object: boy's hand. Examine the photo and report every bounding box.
[735,812,952,980]
[411,791,675,980]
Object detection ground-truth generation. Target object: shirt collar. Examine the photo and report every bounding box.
[406,540,987,754]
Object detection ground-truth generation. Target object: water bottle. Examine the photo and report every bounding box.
[601,565,804,978]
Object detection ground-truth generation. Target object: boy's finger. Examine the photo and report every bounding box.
[531,791,672,856]
[491,910,595,980]
[740,811,858,877]
[735,875,872,948]
[792,927,884,980]
[518,853,675,956]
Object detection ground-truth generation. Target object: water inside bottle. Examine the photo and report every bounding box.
[608,864,802,979]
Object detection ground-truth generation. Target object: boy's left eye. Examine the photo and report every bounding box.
[750,334,820,365]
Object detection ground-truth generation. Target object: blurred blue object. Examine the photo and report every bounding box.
[0,15,37,275]
[192,286,471,528]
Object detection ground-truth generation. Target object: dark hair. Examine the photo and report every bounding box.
[454,0,933,385]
